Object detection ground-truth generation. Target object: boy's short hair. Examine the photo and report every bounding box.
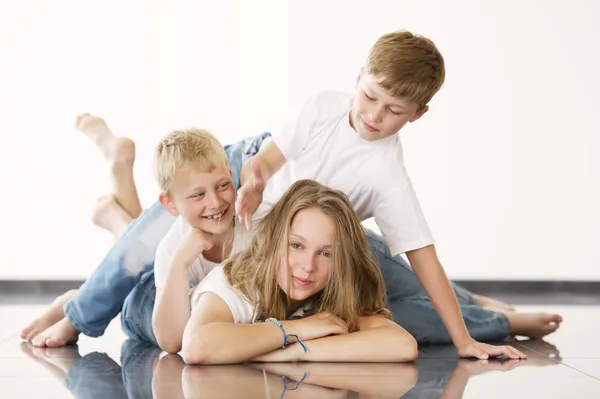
[365,30,445,109]
[154,128,228,194]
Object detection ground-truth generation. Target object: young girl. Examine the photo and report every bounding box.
[181,179,418,364]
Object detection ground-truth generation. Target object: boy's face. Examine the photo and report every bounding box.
[350,72,428,141]
[160,163,236,235]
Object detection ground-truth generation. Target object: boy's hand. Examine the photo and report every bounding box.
[173,228,214,268]
[456,337,527,360]
[235,160,265,230]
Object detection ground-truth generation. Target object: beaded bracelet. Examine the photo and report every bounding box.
[266,317,307,353]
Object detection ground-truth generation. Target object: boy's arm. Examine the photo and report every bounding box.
[236,93,321,228]
[251,316,418,363]
[153,228,214,354]
[405,245,470,344]
[239,140,286,187]
[236,141,287,229]
[152,258,192,354]
[406,245,525,360]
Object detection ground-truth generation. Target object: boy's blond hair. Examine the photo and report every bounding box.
[365,30,445,109]
[154,128,228,195]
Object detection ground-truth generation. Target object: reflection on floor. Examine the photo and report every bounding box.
[0,301,599,398]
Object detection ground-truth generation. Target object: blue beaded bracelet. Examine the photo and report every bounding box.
[266,317,307,353]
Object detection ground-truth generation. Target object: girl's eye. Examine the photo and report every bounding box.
[290,243,302,249]
[321,251,332,258]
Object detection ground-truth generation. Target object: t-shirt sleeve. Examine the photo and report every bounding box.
[154,217,187,289]
[272,93,320,162]
[191,266,256,324]
[373,172,435,256]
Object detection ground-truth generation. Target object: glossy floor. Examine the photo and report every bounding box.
[1,301,599,398]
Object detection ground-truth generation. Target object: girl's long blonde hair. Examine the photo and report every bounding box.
[223,179,390,332]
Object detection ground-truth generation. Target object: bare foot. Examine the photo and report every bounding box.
[20,290,78,342]
[517,339,562,363]
[92,195,134,238]
[32,317,80,348]
[75,113,129,161]
[75,113,142,218]
[474,295,516,312]
[506,312,563,339]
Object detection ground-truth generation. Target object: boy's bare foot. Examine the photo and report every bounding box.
[76,113,133,163]
[20,290,78,342]
[92,195,134,239]
[506,312,563,339]
[474,294,515,312]
[31,317,80,348]
[516,339,562,363]
[75,113,142,218]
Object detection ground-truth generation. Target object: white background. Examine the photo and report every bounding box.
[1,0,598,280]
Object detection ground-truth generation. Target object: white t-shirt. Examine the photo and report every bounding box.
[154,217,252,302]
[259,90,434,256]
[192,265,313,323]
[191,265,256,323]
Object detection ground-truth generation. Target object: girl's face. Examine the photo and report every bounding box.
[277,206,335,304]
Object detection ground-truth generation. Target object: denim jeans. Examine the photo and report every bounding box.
[63,132,272,340]
[63,131,510,345]
[367,230,510,344]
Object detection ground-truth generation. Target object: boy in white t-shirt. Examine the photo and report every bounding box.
[235,31,562,359]
[149,128,253,353]
[27,127,253,351]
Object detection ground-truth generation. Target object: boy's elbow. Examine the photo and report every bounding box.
[158,339,182,355]
[154,328,182,354]
[153,321,182,354]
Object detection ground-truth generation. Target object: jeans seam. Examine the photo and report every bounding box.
[64,303,106,338]
[124,274,156,343]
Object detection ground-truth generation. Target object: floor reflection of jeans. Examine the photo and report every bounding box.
[64,340,161,399]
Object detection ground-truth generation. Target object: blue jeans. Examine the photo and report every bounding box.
[64,131,510,345]
[367,230,510,344]
[63,132,272,341]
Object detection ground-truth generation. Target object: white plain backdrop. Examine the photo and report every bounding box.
[0,0,598,280]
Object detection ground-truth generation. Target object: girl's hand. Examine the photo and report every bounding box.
[284,312,348,342]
